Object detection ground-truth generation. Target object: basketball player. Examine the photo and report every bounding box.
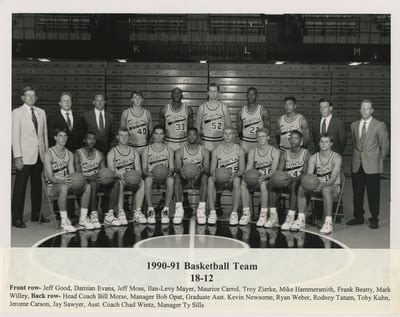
[142,125,175,224]
[107,127,146,225]
[174,127,210,225]
[74,131,120,229]
[208,127,245,226]
[120,90,153,154]
[285,133,342,234]
[276,96,310,150]
[237,87,270,153]
[159,87,194,151]
[196,83,232,152]
[43,128,92,232]
[269,130,310,228]
[240,128,280,226]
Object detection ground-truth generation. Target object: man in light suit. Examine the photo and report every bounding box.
[12,86,48,228]
[312,97,347,154]
[347,99,389,229]
[83,94,114,156]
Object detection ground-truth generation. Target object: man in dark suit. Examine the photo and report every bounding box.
[347,99,389,229]
[312,97,347,154]
[83,94,114,156]
[47,92,87,152]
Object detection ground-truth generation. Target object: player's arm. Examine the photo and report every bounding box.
[236,108,243,140]
[147,110,153,142]
[318,154,342,190]
[245,149,255,171]
[209,148,218,177]
[141,146,152,177]
[44,151,69,185]
[234,147,246,178]
[74,151,82,173]
[301,116,310,148]
[277,150,286,171]
[120,110,127,128]
[222,103,232,128]
[100,153,106,169]
[202,148,210,176]
[306,154,317,174]
[167,148,175,177]
[275,116,282,146]
[187,106,194,129]
[159,106,166,130]
[261,106,270,131]
[67,151,75,174]
[269,148,280,176]
[195,104,204,136]
[133,149,142,177]
[175,149,183,174]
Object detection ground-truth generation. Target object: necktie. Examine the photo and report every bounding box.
[99,111,105,134]
[31,108,38,135]
[360,121,367,150]
[66,112,72,130]
[321,119,327,134]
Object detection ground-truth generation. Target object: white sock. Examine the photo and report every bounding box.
[148,207,154,211]
[80,208,88,219]
[325,216,332,223]
[91,210,97,216]
[135,208,141,213]
[60,211,68,219]
[298,213,305,220]
[175,202,183,208]
[107,210,114,215]
[270,207,277,215]
[210,210,216,215]
[163,207,169,211]
[260,208,268,215]
[198,202,206,208]
[243,207,250,213]
[288,210,296,217]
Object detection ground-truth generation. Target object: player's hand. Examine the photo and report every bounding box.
[210,176,216,182]
[64,175,72,186]
[15,157,24,170]
[258,175,267,185]
[167,170,173,178]
[313,183,323,193]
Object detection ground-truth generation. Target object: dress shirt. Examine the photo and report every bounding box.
[358,116,373,137]
[320,114,332,133]
[94,108,105,130]
[61,109,74,129]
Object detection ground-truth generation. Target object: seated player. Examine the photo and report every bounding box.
[142,125,175,224]
[270,130,310,229]
[240,128,280,226]
[207,127,245,226]
[43,128,92,232]
[74,131,120,229]
[288,133,342,234]
[107,127,146,226]
[174,127,210,225]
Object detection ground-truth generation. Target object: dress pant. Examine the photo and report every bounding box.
[352,164,380,224]
[11,156,43,222]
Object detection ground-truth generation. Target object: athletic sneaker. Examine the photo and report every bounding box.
[147,208,156,224]
[161,208,170,224]
[196,207,207,225]
[208,211,217,225]
[320,222,333,234]
[90,211,102,229]
[281,214,295,231]
[229,212,239,226]
[104,211,121,227]
[264,213,279,228]
[173,206,184,225]
[61,217,76,233]
[256,212,267,227]
[239,210,251,225]
[290,218,305,231]
[79,216,95,230]
[133,210,147,224]
[117,210,128,226]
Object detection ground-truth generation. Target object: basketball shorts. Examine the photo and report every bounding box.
[240,140,257,154]
[129,143,146,155]
[166,141,187,152]
[201,139,222,152]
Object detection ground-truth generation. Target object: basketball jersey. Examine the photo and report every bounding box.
[278,114,303,150]
[125,107,149,147]
[47,147,71,181]
[165,103,188,143]
[182,145,204,169]
[201,101,225,143]
[112,146,136,176]
[147,144,170,172]
[216,143,240,174]
[315,152,340,184]
[253,145,274,176]
[284,148,308,177]
[77,148,102,177]
[241,104,263,142]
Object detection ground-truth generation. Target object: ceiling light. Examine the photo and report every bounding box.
[200,60,207,64]
[349,62,362,66]
[117,59,127,63]
[38,58,51,62]
[275,61,285,65]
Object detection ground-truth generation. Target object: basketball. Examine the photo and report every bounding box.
[124,170,142,187]
[244,169,261,187]
[181,163,201,180]
[301,174,320,191]
[271,171,290,188]
[98,168,115,185]
[215,167,232,185]
[69,172,86,190]
[152,164,169,182]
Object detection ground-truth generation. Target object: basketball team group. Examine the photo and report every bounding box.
[11,84,389,235]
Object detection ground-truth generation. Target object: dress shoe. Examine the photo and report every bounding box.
[369,223,379,229]
[31,216,50,223]
[346,218,364,225]
[12,219,27,228]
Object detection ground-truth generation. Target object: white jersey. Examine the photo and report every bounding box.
[165,103,189,144]
[200,101,225,143]
[112,146,136,176]
[146,144,170,172]
[241,104,263,142]
[216,143,240,174]
[278,114,303,150]
[253,145,274,176]
[284,148,308,177]
[124,107,150,147]
[182,144,204,170]
[76,148,102,177]
[47,147,72,182]
[315,151,340,185]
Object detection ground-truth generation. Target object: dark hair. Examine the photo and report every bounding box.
[289,130,303,139]
[320,133,333,142]
[284,96,296,104]
[360,99,373,107]
[131,90,144,99]
[247,87,258,94]
[153,125,165,134]
[118,127,130,134]
[319,97,333,107]
[256,128,269,136]
[53,127,68,137]
[22,86,36,96]
[94,93,106,100]
[86,131,97,138]
[59,91,73,102]
[207,83,220,91]
[188,127,198,134]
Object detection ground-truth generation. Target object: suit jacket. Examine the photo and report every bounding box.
[47,111,87,152]
[83,109,114,155]
[12,104,48,164]
[312,116,347,154]
[351,117,389,174]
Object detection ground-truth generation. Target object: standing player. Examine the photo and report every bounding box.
[74,131,120,229]
[276,96,310,150]
[174,127,210,225]
[160,87,194,151]
[107,127,147,226]
[237,87,270,153]
[142,125,175,224]
[207,127,245,226]
[196,83,232,152]
[269,130,310,229]
[120,90,153,154]
[286,133,342,234]
[240,128,280,226]
[44,128,92,232]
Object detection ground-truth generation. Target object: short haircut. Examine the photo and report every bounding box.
[256,128,269,136]
[172,87,182,93]
[188,127,198,134]
[223,126,235,133]
[118,127,130,134]
[86,131,97,138]
[320,133,333,142]
[319,97,333,107]
[208,83,220,91]
[153,125,165,133]
[59,91,73,101]
[361,99,373,107]
[247,87,258,94]
[131,90,144,99]
[289,130,303,139]
[22,86,36,96]
[284,96,296,104]
[53,127,68,137]
[94,93,105,100]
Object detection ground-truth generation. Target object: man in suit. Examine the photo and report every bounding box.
[312,97,347,154]
[347,99,389,229]
[83,94,114,156]
[47,92,87,152]
[12,86,48,228]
